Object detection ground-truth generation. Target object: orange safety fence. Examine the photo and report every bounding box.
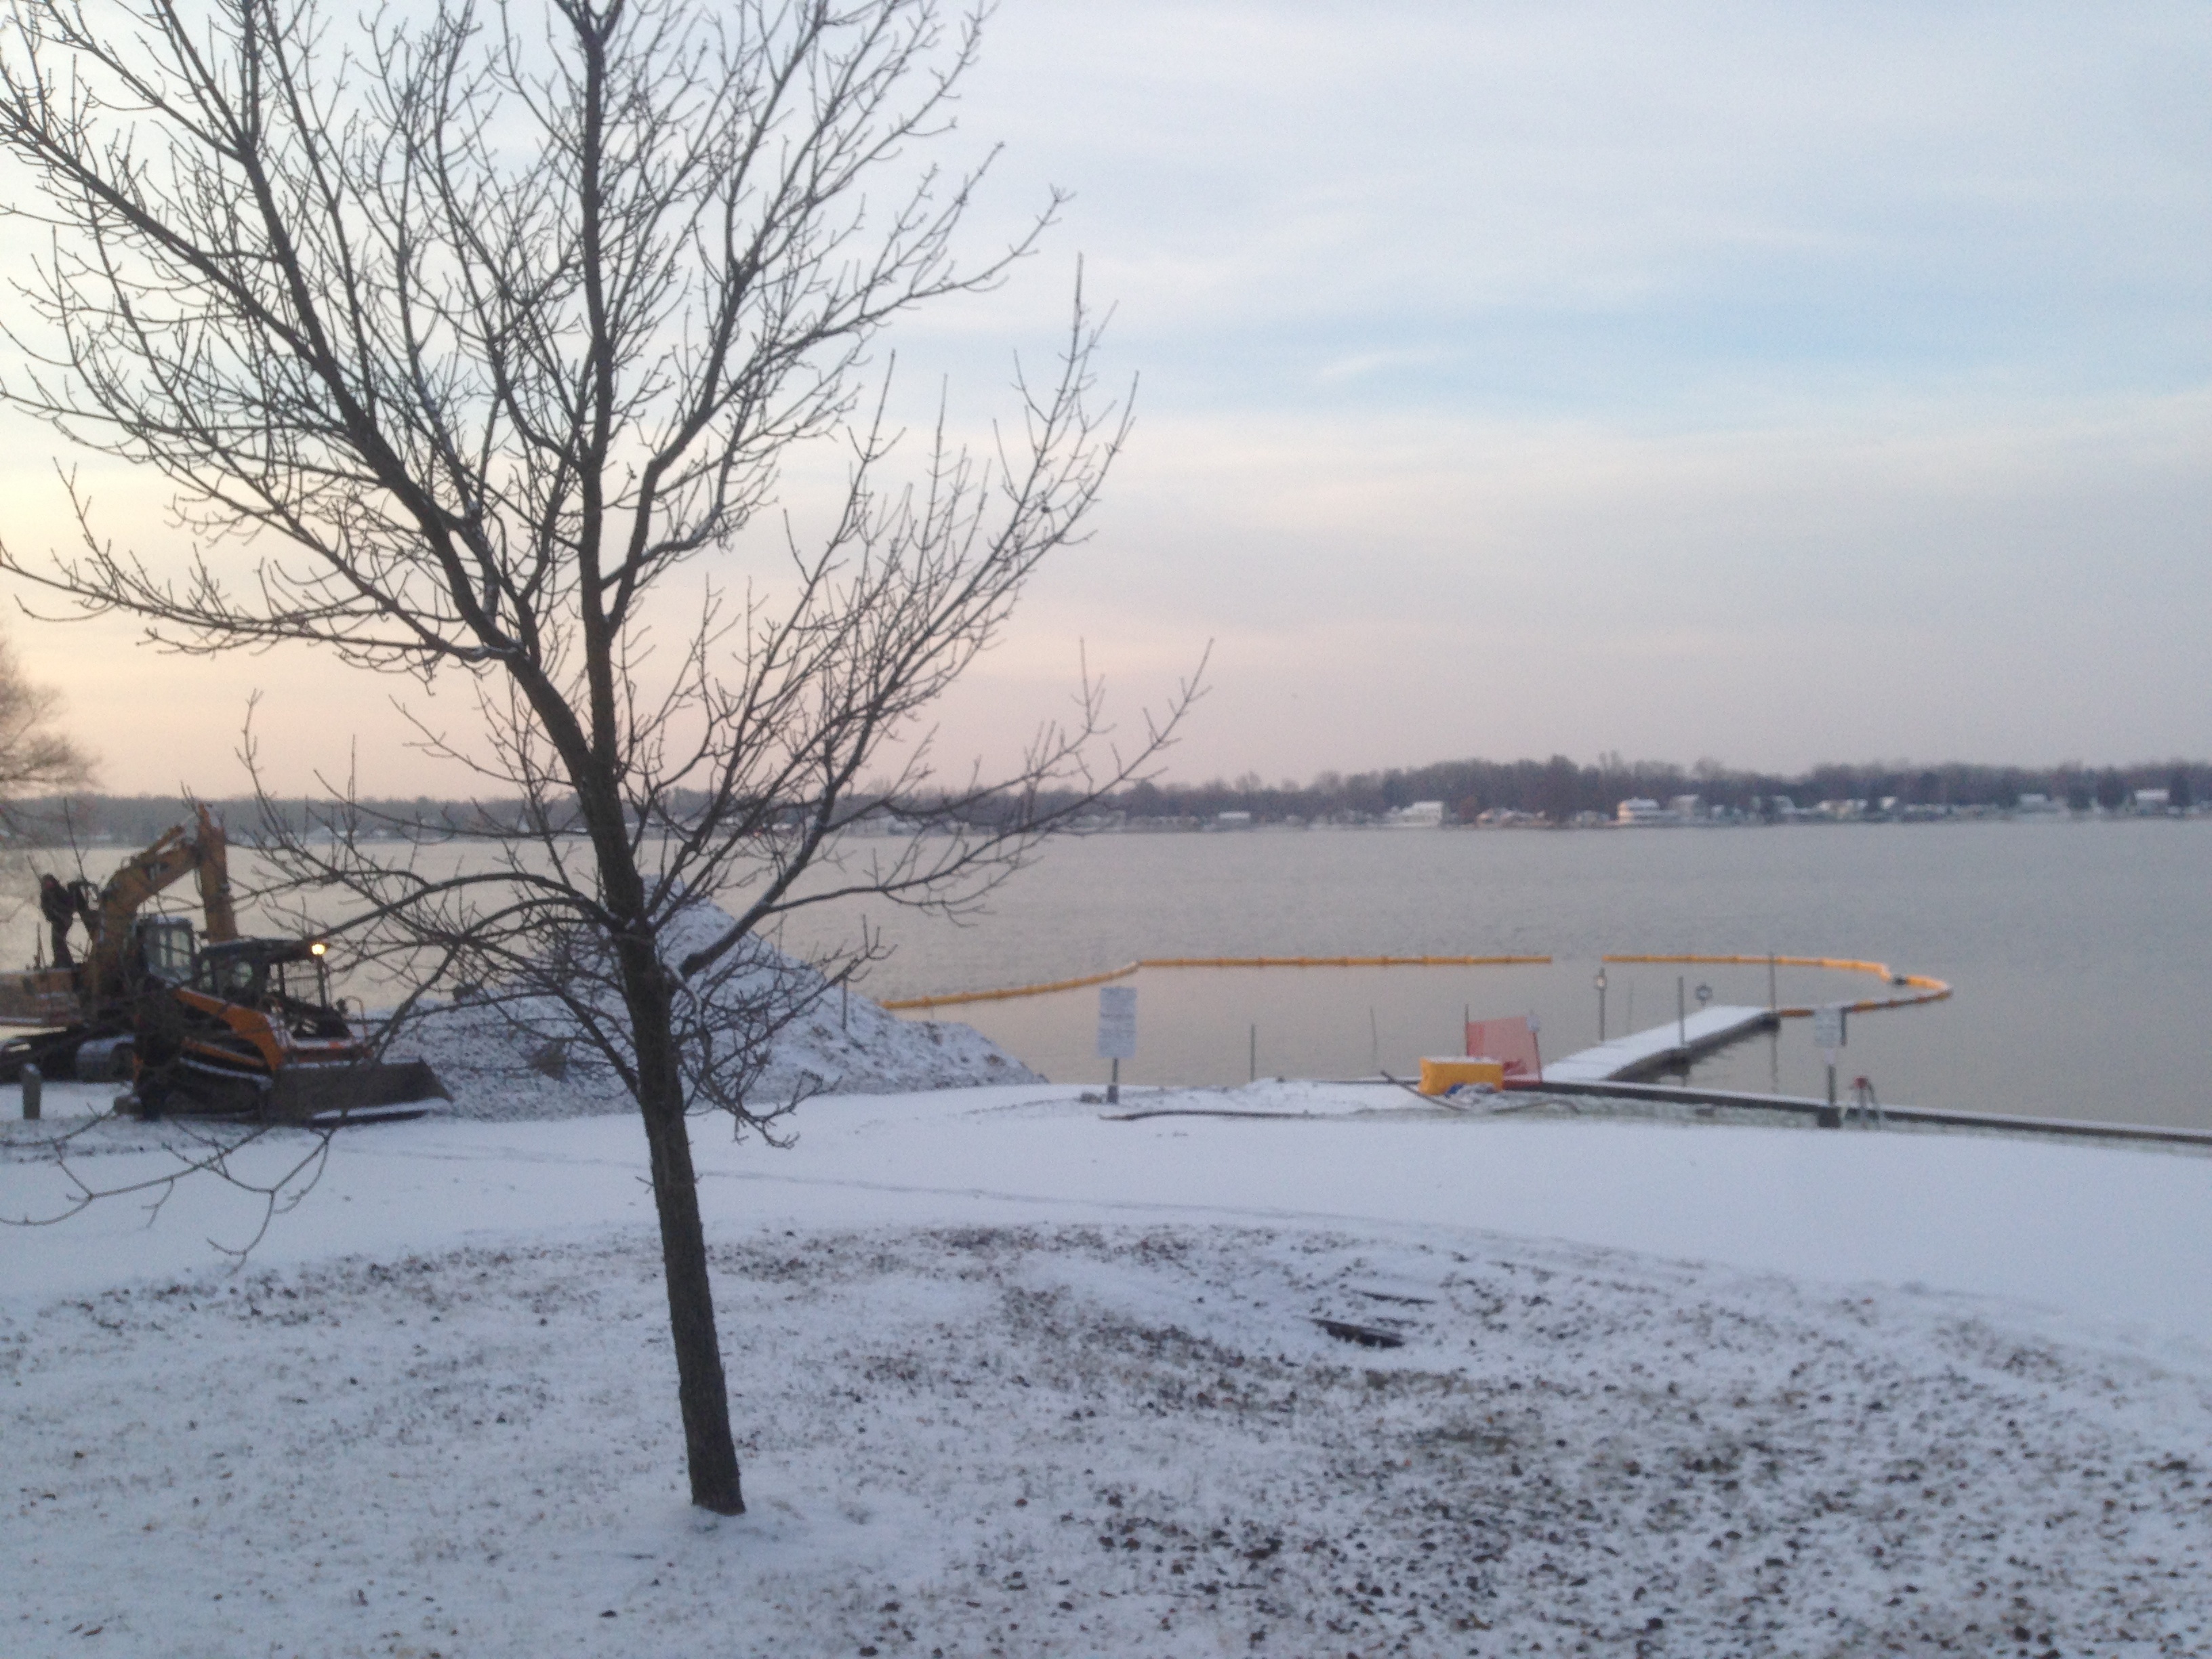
[880,954,1553,1011]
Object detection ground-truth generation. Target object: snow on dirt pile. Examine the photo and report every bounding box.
[7,1222,2209,1658]
[394,900,1040,1119]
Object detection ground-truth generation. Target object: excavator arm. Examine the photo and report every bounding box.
[82,804,238,1006]
[191,805,238,941]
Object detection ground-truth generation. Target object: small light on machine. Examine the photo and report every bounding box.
[308,941,328,957]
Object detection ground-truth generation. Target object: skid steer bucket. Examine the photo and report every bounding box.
[262,1058,450,1123]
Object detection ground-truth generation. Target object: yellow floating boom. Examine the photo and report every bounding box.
[882,949,1948,1017]
[1599,952,1951,1013]
[880,953,1553,1011]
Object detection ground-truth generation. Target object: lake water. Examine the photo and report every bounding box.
[781,819,2212,1130]
[12,817,2205,1129]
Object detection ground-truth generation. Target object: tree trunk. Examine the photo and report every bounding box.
[632,977,745,1514]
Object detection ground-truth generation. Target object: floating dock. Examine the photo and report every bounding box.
[1543,1006,1778,1084]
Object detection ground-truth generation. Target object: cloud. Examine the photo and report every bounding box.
[944,0,2210,409]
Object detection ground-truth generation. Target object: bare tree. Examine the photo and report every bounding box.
[0,623,91,834]
[0,0,1191,1513]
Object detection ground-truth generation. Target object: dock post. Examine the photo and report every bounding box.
[1676,977,1687,1052]
[21,1063,40,1121]
[1107,1057,1119,1107]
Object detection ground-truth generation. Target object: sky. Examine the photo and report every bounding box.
[1,0,2207,795]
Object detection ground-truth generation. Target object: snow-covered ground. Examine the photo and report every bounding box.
[7,1081,2212,1658]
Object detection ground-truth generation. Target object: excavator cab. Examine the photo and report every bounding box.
[136,916,198,986]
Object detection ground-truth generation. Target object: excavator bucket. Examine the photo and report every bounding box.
[262,1058,451,1124]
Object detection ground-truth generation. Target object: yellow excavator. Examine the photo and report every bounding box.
[0,806,446,1122]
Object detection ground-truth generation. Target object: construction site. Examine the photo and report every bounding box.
[0,806,443,1124]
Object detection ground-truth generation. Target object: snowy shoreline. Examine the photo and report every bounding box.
[6,1082,2211,1656]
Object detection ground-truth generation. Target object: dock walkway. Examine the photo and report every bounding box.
[1543,1006,1777,1084]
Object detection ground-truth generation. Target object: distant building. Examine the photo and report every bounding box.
[2015,793,2060,815]
[2133,789,2171,813]
[1616,798,1669,825]
[1212,811,1254,830]
[1387,800,1446,828]
[1666,794,1705,821]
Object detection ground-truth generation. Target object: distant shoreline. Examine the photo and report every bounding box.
[1033,804,2210,834]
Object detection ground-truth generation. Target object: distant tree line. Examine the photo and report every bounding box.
[1097,754,2207,824]
[4,754,2204,852]
[0,794,555,856]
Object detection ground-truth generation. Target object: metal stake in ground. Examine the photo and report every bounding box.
[1097,984,1138,1106]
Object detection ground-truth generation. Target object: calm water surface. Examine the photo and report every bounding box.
[783,819,2211,1129]
[14,819,2203,1128]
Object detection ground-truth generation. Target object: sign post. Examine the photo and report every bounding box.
[1811,1003,1847,1113]
[1097,984,1138,1105]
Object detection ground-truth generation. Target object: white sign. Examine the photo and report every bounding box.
[1097,984,1138,1060]
[1811,1004,1847,1051]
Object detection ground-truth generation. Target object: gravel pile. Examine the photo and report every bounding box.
[384,903,1041,1120]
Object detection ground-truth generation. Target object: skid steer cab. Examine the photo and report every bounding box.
[131,918,448,1123]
